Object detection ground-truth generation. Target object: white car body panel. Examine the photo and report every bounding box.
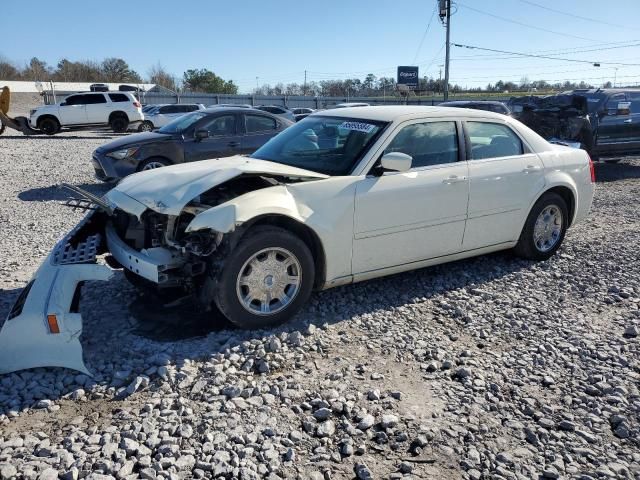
[0,256,113,375]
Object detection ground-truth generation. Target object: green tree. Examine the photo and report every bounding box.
[182,69,238,94]
[101,58,141,83]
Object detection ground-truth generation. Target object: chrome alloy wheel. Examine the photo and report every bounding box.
[236,247,302,315]
[533,205,563,252]
[141,161,166,170]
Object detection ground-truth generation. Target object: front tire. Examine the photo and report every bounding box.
[213,226,315,329]
[38,117,60,135]
[139,157,171,171]
[514,192,568,261]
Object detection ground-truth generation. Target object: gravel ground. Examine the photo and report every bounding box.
[0,130,639,480]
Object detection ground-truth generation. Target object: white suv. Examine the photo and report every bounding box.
[136,103,205,132]
[29,92,144,135]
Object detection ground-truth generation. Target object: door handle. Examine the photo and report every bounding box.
[442,175,467,184]
[522,165,542,174]
[624,119,633,123]
[228,141,240,147]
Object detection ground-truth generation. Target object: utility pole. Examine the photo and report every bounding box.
[442,0,451,101]
[304,70,307,96]
[256,76,259,92]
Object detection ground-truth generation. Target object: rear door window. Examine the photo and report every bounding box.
[83,94,107,104]
[246,114,277,133]
[467,122,523,160]
[108,93,129,102]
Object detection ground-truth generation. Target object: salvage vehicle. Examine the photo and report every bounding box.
[0,106,595,374]
[510,88,640,161]
[30,91,144,134]
[92,107,291,181]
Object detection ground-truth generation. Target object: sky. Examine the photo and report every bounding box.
[3,0,640,92]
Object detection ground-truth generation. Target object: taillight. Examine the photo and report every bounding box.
[588,154,596,183]
[133,101,141,108]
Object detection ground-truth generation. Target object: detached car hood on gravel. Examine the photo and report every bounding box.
[109,156,328,216]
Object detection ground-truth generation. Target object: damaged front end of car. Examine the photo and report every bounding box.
[0,158,326,375]
[509,94,594,152]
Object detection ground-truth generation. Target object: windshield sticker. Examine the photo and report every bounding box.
[339,121,376,133]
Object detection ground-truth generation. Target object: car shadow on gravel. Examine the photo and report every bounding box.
[594,159,640,183]
[18,183,112,202]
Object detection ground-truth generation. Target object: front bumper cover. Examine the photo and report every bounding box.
[0,213,113,375]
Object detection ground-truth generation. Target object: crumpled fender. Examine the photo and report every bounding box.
[185,185,313,234]
[0,256,113,375]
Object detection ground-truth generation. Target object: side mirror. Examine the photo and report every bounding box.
[380,152,412,173]
[195,129,209,141]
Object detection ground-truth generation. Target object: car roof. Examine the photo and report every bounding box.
[202,107,277,114]
[441,100,506,106]
[312,105,509,122]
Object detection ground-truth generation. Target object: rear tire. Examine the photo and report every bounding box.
[213,226,315,329]
[138,121,154,132]
[514,192,568,261]
[110,114,129,133]
[38,117,60,135]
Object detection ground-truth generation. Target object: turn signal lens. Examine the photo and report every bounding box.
[588,155,596,183]
[47,314,60,334]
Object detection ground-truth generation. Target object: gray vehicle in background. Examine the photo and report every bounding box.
[93,107,291,181]
[256,105,295,122]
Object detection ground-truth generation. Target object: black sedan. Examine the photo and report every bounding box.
[92,107,292,181]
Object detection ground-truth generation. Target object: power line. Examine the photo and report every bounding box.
[456,2,598,42]
[452,43,640,66]
[451,40,640,60]
[516,0,640,31]
[413,5,437,64]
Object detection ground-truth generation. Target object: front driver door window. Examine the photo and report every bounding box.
[185,114,241,162]
[59,94,88,125]
[598,93,630,146]
[352,121,469,274]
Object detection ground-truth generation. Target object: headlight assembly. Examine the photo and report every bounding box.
[106,147,139,160]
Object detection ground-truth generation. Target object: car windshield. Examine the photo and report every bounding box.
[158,111,208,134]
[250,115,388,175]
[576,92,607,114]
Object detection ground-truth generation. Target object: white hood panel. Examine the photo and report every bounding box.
[110,156,327,215]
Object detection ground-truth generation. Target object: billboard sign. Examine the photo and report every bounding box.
[397,66,419,90]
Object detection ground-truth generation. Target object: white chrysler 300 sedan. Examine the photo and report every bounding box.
[0,106,595,374]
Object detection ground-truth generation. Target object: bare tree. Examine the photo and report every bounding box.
[148,63,177,91]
